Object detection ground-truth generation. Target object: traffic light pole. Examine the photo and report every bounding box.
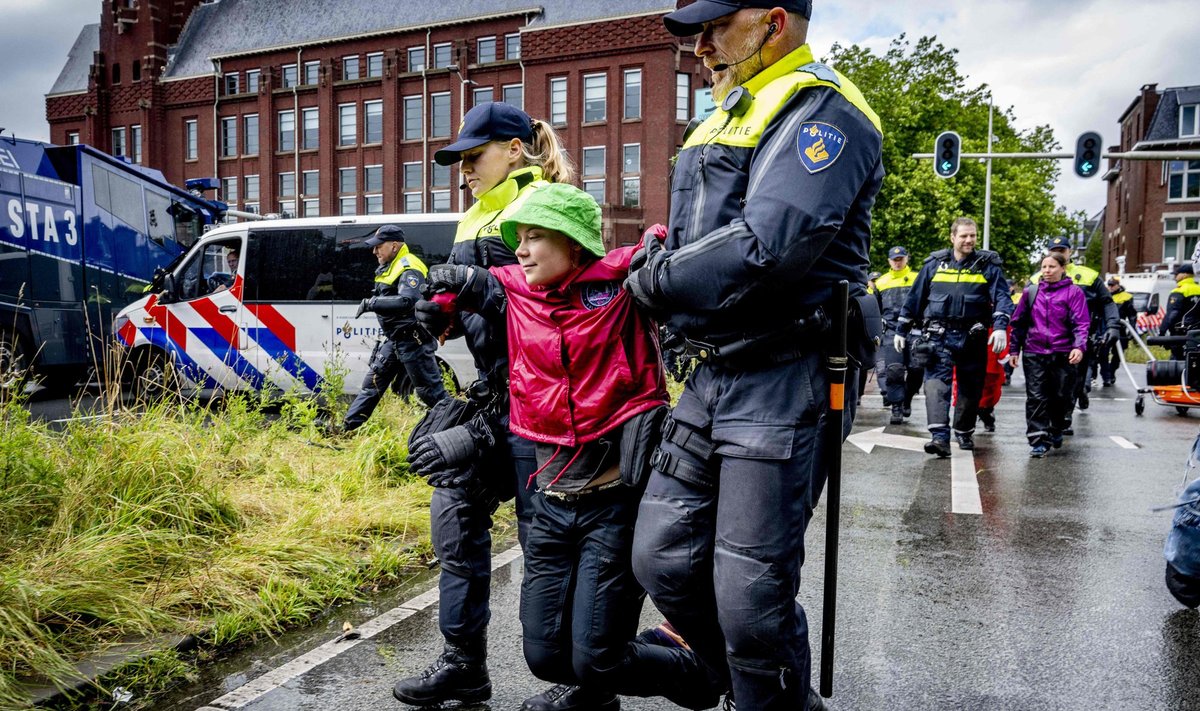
[983,97,994,251]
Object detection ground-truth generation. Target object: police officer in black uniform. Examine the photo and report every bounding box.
[872,245,922,424]
[625,2,884,708]
[898,217,1013,457]
[342,225,447,431]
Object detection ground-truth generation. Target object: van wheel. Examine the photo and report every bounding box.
[0,330,29,397]
[127,349,176,402]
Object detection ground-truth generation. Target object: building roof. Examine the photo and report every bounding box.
[48,23,99,95]
[166,0,673,78]
[1140,85,1200,145]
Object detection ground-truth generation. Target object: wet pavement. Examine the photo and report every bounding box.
[159,375,1200,710]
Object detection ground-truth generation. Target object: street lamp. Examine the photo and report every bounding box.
[446,64,477,211]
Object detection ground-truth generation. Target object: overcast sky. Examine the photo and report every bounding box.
[1,0,1197,215]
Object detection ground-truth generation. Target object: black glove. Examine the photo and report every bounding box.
[628,224,666,273]
[415,299,452,336]
[408,419,495,478]
[425,264,473,296]
[1103,326,1121,345]
[624,233,668,313]
[355,297,373,319]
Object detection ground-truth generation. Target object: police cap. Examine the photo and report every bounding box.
[1106,276,1121,286]
[868,271,882,281]
[365,225,405,247]
[888,246,908,259]
[1048,236,1072,251]
[1176,262,1195,276]
[434,102,534,166]
[663,0,813,37]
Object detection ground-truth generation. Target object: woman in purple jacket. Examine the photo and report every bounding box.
[1008,252,1090,457]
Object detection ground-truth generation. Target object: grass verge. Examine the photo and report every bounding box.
[0,390,492,710]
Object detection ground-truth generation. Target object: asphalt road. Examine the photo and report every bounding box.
[100,375,1200,710]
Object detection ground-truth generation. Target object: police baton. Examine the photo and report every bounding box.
[819,280,849,699]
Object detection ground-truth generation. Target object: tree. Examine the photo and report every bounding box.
[825,36,1074,278]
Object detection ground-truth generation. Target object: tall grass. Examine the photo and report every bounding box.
[0,389,446,709]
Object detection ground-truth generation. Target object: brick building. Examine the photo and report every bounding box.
[1103,83,1200,273]
[46,0,706,247]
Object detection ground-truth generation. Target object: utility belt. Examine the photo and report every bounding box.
[922,319,988,338]
[675,307,831,370]
[388,324,433,345]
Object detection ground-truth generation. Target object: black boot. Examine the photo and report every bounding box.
[924,437,951,458]
[890,404,904,425]
[521,684,619,711]
[393,640,491,706]
[978,408,996,432]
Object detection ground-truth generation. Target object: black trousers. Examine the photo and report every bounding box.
[1022,352,1077,445]
[343,337,446,431]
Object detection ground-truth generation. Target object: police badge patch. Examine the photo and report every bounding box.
[581,282,619,310]
[796,122,847,174]
[405,274,421,289]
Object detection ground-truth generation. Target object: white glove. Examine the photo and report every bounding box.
[988,329,1007,354]
[893,334,906,353]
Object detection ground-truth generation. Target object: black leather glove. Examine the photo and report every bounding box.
[355,297,373,319]
[624,230,668,312]
[425,466,478,489]
[408,418,495,478]
[628,224,666,273]
[415,299,452,336]
[1103,326,1121,345]
[425,264,473,296]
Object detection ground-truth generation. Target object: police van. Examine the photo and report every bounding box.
[1110,270,1177,331]
[113,213,475,398]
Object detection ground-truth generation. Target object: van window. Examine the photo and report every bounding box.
[330,222,455,302]
[245,227,335,302]
[91,164,147,232]
[176,238,241,301]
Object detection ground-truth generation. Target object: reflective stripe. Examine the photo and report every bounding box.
[931,271,988,284]
[453,166,547,244]
[376,244,428,285]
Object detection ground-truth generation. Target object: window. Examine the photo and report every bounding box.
[245,228,336,302]
[623,143,640,174]
[66,131,79,145]
[431,93,451,138]
[623,178,641,208]
[185,119,198,160]
[622,144,641,208]
[623,69,641,120]
[340,196,357,216]
[550,77,567,126]
[583,73,606,122]
[1163,217,1200,263]
[408,46,426,72]
[477,37,496,64]
[244,174,260,202]
[473,86,494,107]
[279,172,296,198]
[431,162,450,190]
[676,73,690,121]
[303,198,320,217]
[111,126,126,158]
[246,69,261,93]
[505,33,520,60]
[364,195,383,215]
[1182,104,1200,138]
[502,84,523,111]
[244,114,259,155]
[132,60,141,82]
[364,164,383,193]
[404,95,423,140]
[338,103,356,146]
[130,125,142,164]
[1168,161,1200,201]
[281,63,298,88]
[176,238,243,301]
[304,60,319,85]
[224,72,239,95]
[278,110,295,151]
[220,117,237,157]
[366,52,383,78]
[364,100,383,144]
[403,162,422,212]
[280,201,296,218]
[221,177,238,203]
[432,191,451,212]
[339,167,357,194]
[432,43,452,69]
[112,63,121,84]
[302,170,319,196]
[582,146,605,203]
[342,55,360,81]
[300,108,319,149]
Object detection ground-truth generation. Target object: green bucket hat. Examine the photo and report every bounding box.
[500,183,605,258]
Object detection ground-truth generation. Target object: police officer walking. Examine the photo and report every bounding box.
[1031,236,1118,425]
[873,246,922,424]
[898,217,1013,457]
[342,225,447,432]
[1100,276,1136,386]
[625,2,884,709]
[1160,262,1200,359]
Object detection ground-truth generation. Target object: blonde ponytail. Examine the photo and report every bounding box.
[522,119,576,184]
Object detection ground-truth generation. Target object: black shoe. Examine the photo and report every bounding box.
[1050,434,1063,449]
[1078,392,1089,410]
[890,404,904,425]
[902,402,912,417]
[522,685,619,711]
[955,433,975,451]
[1030,443,1049,458]
[1003,375,1012,386]
[979,410,996,432]
[1063,427,1074,436]
[924,438,951,458]
[808,687,832,711]
[1103,380,1115,387]
[393,643,491,706]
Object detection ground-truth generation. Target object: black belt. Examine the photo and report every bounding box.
[680,308,830,369]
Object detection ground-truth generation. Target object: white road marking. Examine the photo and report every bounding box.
[1110,436,1139,450]
[196,545,524,710]
[846,427,928,453]
[848,427,982,516]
